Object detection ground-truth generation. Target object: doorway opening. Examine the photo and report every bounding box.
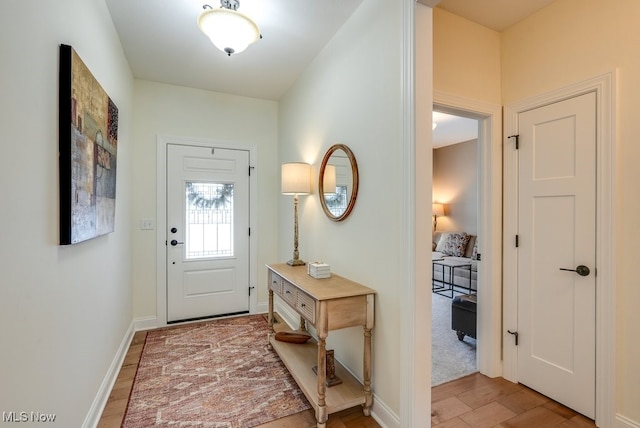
[431,110,480,386]
[432,95,504,383]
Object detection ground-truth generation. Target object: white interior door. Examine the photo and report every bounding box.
[517,92,596,418]
[166,144,250,323]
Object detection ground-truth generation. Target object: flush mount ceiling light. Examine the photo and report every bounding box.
[197,0,261,56]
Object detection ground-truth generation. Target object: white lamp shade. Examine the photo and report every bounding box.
[432,203,444,217]
[282,163,311,195]
[323,165,337,194]
[197,8,260,55]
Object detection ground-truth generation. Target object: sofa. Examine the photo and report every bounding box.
[432,231,479,292]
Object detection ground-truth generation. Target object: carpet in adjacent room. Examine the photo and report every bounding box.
[431,292,477,386]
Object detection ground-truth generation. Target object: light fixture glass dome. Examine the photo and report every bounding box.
[197,4,260,56]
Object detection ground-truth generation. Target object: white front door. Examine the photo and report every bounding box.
[166,144,250,323]
[516,92,596,418]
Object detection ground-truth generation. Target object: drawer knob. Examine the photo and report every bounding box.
[301,303,306,308]
[286,290,291,294]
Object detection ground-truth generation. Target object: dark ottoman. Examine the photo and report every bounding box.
[452,293,477,341]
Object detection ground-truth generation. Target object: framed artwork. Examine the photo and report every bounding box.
[59,44,118,244]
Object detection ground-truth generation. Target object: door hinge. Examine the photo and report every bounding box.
[248,227,251,236]
[249,286,255,296]
[507,330,519,346]
[515,235,519,247]
[508,134,519,149]
[249,166,255,176]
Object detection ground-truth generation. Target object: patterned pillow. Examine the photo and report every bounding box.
[435,232,471,257]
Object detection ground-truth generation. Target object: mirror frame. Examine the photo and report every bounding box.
[318,144,359,222]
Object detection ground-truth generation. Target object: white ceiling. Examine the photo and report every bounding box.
[432,112,478,148]
[106,0,556,144]
[105,0,364,100]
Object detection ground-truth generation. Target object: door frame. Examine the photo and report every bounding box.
[503,72,616,427]
[156,135,258,327]
[433,92,504,379]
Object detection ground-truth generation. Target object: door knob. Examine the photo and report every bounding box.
[170,239,184,246]
[559,265,590,277]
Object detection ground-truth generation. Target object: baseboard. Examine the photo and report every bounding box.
[274,300,301,330]
[134,315,157,331]
[85,310,400,428]
[617,414,640,428]
[273,301,399,428]
[254,301,269,314]
[82,321,135,428]
[370,394,400,428]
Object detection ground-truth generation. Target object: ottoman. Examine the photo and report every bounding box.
[451,293,477,341]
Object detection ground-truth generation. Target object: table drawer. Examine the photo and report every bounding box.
[269,271,283,294]
[282,281,298,306]
[296,290,315,323]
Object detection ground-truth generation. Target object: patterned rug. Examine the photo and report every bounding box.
[122,315,311,427]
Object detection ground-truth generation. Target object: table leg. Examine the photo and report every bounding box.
[317,333,328,427]
[299,316,307,332]
[363,327,373,416]
[267,289,274,347]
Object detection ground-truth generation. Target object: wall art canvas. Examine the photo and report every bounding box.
[59,44,118,244]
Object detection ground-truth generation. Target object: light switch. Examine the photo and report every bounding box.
[140,218,154,230]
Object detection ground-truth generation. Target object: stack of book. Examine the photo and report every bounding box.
[308,262,331,279]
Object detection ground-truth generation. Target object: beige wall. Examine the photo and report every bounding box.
[132,80,279,318]
[502,0,640,422]
[0,0,134,425]
[433,140,479,235]
[436,0,640,423]
[433,8,502,105]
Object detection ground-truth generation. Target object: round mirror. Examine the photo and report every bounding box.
[318,144,359,221]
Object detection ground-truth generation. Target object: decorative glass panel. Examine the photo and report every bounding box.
[324,185,347,217]
[185,182,234,259]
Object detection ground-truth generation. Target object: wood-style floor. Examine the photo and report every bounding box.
[98,331,597,428]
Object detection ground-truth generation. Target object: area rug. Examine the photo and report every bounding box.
[122,315,311,427]
[431,292,477,386]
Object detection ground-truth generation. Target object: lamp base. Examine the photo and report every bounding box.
[287,258,306,266]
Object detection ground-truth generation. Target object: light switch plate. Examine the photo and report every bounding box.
[140,218,154,230]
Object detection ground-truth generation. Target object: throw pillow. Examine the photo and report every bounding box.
[472,239,479,260]
[435,232,471,257]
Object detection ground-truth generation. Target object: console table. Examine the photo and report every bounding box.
[266,263,375,428]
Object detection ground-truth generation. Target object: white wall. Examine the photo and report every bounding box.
[278,0,407,420]
[132,80,279,319]
[0,0,134,425]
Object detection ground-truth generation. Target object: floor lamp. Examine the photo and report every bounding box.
[282,162,311,266]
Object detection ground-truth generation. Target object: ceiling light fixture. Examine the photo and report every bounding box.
[197,0,261,56]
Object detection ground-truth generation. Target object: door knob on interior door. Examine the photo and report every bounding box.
[559,265,590,277]
[170,239,184,246]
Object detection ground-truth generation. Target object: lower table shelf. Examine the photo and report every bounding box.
[269,327,366,416]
